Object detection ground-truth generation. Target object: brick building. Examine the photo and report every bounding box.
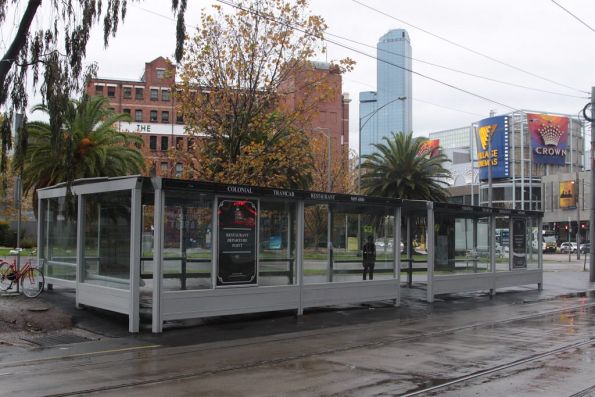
[86,57,187,177]
[87,57,349,179]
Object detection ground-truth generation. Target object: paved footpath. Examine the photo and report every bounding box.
[0,261,594,396]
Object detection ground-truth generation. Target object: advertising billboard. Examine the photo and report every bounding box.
[475,116,510,181]
[559,180,576,209]
[217,199,258,286]
[417,139,441,158]
[527,113,569,165]
[511,217,527,269]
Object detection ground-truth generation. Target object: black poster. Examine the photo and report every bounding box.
[511,218,527,269]
[217,199,257,286]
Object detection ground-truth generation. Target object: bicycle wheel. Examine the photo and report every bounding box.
[20,268,44,298]
[0,261,13,291]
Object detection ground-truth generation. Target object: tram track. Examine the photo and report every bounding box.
[32,301,595,397]
[401,338,595,396]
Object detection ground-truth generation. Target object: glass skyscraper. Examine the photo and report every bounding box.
[359,29,412,158]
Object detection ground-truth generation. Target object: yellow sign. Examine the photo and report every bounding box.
[478,124,497,151]
[559,180,576,208]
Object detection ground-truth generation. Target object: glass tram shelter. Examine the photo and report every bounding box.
[37,176,543,333]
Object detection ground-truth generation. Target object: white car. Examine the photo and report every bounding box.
[559,242,577,254]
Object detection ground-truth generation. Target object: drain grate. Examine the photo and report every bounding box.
[21,333,92,347]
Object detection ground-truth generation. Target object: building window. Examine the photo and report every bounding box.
[176,113,184,124]
[95,85,104,96]
[150,88,158,101]
[149,136,157,151]
[162,89,170,102]
[135,87,144,100]
[161,111,169,123]
[188,138,195,151]
[135,110,143,122]
[161,136,169,151]
[123,87,132,99]
[156,69,165,79]
[150,110,158,122]
[107,86,115,97]
[160,161,168,175]
[175,163,183,178]
[123,108,131,116]
[176,137,184,149]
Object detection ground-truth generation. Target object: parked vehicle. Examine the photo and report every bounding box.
[559,242,578,254]
[580,242,590,254]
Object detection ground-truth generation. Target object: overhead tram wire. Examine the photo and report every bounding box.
[345,76,485,117]
[550,0,595,34]
[132,2,584,99]
[325,31,587,99]
[215,0,520,112]
[350,0,589,94]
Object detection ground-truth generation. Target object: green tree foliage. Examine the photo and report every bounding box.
[17,95,145,203]
[0,0,187,174]
[360,132,452,202]
[177,0,353,189]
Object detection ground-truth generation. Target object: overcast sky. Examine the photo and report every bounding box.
[10,0,595,153]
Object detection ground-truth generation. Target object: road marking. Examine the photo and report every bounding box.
[0,344,161,368]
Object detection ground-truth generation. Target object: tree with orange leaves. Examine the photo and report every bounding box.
[177,0,354,189]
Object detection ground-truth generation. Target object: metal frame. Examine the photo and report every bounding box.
[38,176,544,333]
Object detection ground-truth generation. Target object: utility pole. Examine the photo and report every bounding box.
[590,87,595,281]
[576,171,580,260]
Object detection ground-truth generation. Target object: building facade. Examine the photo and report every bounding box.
[541,171,591,245]
[87,57,349,180]
[429,110,585,212]
[86,57,187,177]
[359,29,412,158]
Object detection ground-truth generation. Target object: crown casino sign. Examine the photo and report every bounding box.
[527,113,569,165]
[475,116,510,181]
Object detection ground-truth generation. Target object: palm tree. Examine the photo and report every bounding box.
[360,132,451,201]
[18,95,145,201]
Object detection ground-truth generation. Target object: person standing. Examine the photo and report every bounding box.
[362,235,376,280]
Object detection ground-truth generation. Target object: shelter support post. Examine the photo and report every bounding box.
[489,214,496,296]
[129,186,142,333]
[406,215,412,287]
[297,200,305,316]
[152,183,164,333]
[75,195,85,309]
[426,202,435,303]
[538,216,543,291]
[394,207,401,306]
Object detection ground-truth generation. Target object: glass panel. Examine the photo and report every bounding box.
[303,204,329,284]
[304,203,396,284]
[163,193,213,290]
[335,207,395,282]
[401,215,429,283]
[258,200,297,286]
[434,213,490,275]
[82,191,132,288]
[43,197,77,280]
[495,217,511,271]
[140,201,155,281]
[527,218,539,270]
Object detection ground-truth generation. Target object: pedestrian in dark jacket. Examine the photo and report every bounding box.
[362,235,376,280]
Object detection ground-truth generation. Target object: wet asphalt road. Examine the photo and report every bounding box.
[1,288,594,396]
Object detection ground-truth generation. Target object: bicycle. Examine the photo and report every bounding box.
[0,258,45,298]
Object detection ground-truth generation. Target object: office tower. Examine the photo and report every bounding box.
[359,29,412,157]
